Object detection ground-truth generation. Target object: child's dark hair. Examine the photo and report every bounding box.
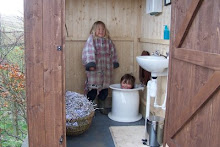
[120,74,136,88]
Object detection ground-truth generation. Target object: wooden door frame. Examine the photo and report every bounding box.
[24,0,66,146]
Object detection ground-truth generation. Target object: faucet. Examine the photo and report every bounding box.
[160,52,169,58]
[165,52,169,58]
[152,50,160,56]
[152,50,169,58]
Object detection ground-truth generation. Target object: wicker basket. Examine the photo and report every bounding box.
[66,111,95,136]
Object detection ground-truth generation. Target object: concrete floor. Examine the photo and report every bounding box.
[67,110,145,147]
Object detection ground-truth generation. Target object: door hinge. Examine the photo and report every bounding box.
[59,135,64,145]
[57,46,62,51]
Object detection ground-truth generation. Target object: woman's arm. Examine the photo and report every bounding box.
[82,35,96,71]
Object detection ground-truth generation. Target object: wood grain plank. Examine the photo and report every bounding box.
[165,0,220,146]
[211,90,220,147]
[133,0,142,79]
[43,0,64,146]
[166,138,178,147]
[81,0,99,39]
[112,41,134,84]
[65,0,82,38]
[24,0,46,146]
[173,48,220,70]
[141,0,171,39]
[139,38,170,45]
[65,42,86,93]
[61,0,66,145]
[65,37,134,42]
[174,0,204,47]
[170,71,220,138]
[54,0,65,145]
[43,0,56,146]
[98,0,107,22]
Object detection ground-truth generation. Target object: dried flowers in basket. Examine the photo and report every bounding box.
[66,91,95,136]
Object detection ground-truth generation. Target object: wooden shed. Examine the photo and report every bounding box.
[24,0,220,146]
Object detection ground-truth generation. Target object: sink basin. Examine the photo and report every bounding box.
[136,56,168,77]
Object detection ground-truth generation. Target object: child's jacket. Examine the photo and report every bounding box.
[82,35,119,93]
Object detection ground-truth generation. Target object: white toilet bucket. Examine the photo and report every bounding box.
[108,84,144,122]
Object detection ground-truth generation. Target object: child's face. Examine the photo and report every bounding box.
[95,24,105,38]
[121,80,132,89]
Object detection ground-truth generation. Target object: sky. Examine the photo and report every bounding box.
[0,0,23,16]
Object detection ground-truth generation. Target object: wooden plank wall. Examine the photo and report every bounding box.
[139,0,171,117]
[65,0,171,117]
[65,0,141,94]
[25,0,65,146]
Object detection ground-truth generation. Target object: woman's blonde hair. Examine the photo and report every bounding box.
[90,21,110,39]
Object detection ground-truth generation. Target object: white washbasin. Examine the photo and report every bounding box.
[136,56,168,77]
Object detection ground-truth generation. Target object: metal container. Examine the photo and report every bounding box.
[146,116,164,147]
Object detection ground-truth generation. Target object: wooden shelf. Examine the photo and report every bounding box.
[138,38,170,45]
[66,37,86,42]
[66,37,134,42]
[66,37,170,45]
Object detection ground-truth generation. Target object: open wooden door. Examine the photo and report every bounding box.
[24,0,66,146]
[164,0,220,146]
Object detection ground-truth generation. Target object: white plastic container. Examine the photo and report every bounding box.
[146,0,162,15]
[108,84,144,122]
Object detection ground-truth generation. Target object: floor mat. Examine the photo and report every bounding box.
[109,126,146,147]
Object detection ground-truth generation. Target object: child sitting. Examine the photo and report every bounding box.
[120,74,135,89]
